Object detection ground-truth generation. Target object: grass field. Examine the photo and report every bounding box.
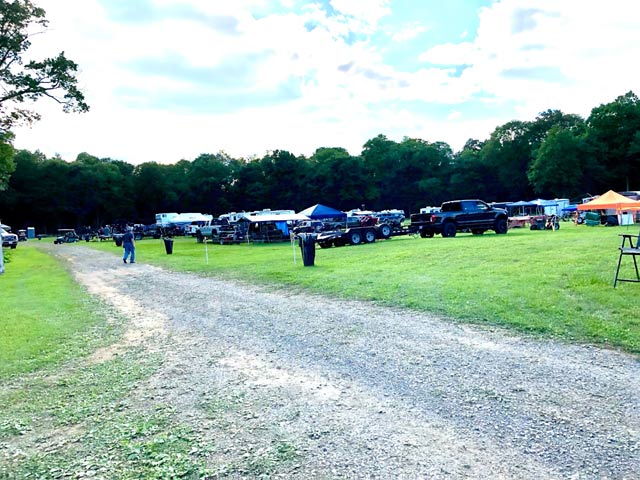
[1,225,638,478]
[0,246,119,377]
[86,224,640,353]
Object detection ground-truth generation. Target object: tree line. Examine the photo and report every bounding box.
[1,91,639,233]
[1,2,639,233]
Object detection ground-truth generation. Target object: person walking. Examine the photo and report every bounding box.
[122,226,136,264]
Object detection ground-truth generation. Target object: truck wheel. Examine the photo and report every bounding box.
[378,224,392,239]
[349,231,362,245]
[364,229,376,243]
[494,218,508,234]
[196,232,204,243]
[318,241,332,248]
[442,222,457,238]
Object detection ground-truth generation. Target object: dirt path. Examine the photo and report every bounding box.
[47,244,639,478]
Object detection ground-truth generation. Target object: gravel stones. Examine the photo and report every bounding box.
[51,245,640,479]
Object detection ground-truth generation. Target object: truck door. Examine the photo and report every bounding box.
[466,200,489,227]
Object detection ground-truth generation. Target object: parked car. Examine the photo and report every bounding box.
[143,224,161,238]
[1,227,18,249]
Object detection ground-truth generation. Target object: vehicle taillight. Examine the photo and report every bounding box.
[431,214,436,223]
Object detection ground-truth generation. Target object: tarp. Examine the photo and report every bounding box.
[298,204,346,219]
[577,190,640,211]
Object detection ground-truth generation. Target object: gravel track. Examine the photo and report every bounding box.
[50,244,639,478]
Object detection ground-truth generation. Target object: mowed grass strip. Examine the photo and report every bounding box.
[87,225,640,353]
[0,245,113,377]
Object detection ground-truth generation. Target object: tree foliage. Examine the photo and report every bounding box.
[0,92,638,232]
[0,130,15,190]
[0,0,88,132]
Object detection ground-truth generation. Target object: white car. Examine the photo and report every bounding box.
[1,227,18,249]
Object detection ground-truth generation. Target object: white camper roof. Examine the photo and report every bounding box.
[245,213,309,223]
[170,213,213,224]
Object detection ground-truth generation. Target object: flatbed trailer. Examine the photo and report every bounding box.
[316,224,392,248]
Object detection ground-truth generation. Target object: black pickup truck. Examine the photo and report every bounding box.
[410,199,508,238]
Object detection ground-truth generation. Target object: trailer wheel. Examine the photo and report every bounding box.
[378,224,392,239]
[349,231,362,245]
[364,229,376,243]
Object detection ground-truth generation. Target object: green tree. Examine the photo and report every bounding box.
[528,126,587,198]
[132,162,180,222]
[398,138,453,210]
[185,153,233,215]
[585,91,640,191]
[449,138,493,200]
[307,147,370,210]
[68,153,135,227]
[257,150,310,210]
[0,131,15,190]
[0,0,88,133]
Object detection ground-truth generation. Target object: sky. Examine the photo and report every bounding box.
[11,0,640,165]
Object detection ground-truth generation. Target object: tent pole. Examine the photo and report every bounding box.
[291,232,297,266]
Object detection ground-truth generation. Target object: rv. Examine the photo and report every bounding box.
[155,212,179,226]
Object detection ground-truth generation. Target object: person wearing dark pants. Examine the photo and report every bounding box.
[122,227,136,264]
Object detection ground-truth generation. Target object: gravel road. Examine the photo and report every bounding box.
[50,244,639,478]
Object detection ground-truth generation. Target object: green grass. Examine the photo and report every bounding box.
[0,244,299,478]
[0,350,216,479]
[88,225,640,353]
[0,245,119,377]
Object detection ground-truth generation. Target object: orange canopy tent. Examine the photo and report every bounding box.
[577,190,640,211]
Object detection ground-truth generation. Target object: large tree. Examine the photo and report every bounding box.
[585,91,640,191]
[0,131,14,190]
[0,0,88,131]
[0,0,88,189]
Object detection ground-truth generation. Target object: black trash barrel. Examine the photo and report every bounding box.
[298,233,317,266]
[114,234,123,247]
[163,237,174,254]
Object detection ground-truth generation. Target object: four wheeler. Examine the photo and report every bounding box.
[53,229,80,244]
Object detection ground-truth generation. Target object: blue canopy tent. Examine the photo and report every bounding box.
[298,204,346,219]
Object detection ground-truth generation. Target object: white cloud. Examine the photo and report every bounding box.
[11,0,640,163]
[330,0,391,33]
[418,0,640,118]
[391,22,428,42]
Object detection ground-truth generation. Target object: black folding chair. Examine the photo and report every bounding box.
[613,230,640,287]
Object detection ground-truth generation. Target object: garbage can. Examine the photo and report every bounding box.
[114,234,123,247]
[163,237,174,255]
[298,233,316,266]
